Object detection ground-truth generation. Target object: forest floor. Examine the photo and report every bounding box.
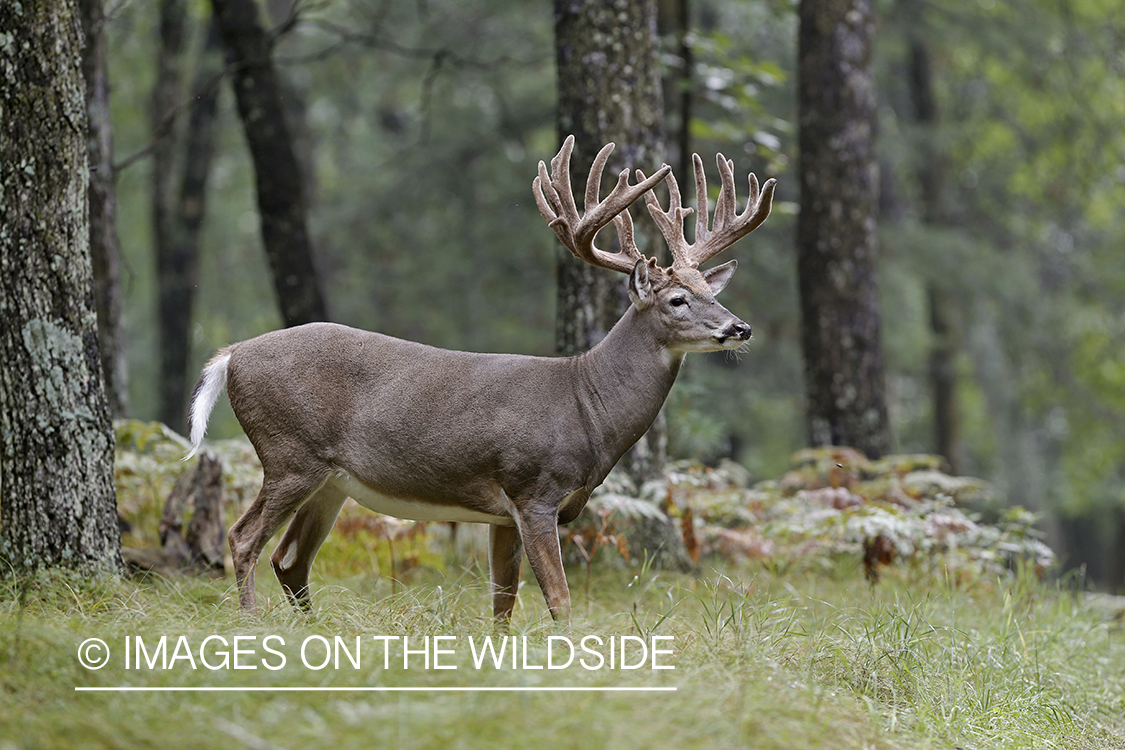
[2,555,1123,749]
[3,424,1124,748]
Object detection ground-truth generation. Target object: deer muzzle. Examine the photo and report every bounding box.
[718,320,752,346]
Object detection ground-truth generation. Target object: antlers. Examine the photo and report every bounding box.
[534,136,776,277]
[646,153,777,272]
[533,135,671,274]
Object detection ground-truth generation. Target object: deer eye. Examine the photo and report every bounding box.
[669,297,687,308]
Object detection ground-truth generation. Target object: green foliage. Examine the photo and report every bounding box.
[875,0,1125,580]
[689,29,791,176]
[318,509,448,595]
[668,447,1055,583]
[114,419,262,549]
[22,420,1125,746]
[114,420,449,594]
[556,446,1055,591]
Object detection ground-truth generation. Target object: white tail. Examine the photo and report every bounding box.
[185,350,230,460]
[189,136,775,622]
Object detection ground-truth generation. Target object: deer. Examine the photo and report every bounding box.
[186,135,775,622]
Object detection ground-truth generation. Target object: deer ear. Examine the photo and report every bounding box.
[702,259,737,295]
[628,258,653,310]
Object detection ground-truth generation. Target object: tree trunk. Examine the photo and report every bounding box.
[154,18,224,433]
[554,0,668,485]
[211,0,329,327]
[927,284,959,469]
[1105,506,1125,594]
[554,0,666,354]
[267,0,318,205]
[152,0,189,430]
[796,0,891,459]
[657,0,693,185]
[0,0,121,575]
[905,18,961,472]
[81,0,129,419]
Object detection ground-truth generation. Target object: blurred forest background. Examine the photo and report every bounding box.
[100,0,1125,589]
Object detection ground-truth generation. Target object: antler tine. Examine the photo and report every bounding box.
[534,136,574,222]
[584,142,615,222]
[712,156,738,241]
[611,204,644,267]
[533,135,671,275]
[691,153,710,251]
[641,167,694,267]
[674,151,777,270]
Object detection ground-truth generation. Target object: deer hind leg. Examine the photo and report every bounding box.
[271,484,348,610]
[228,472,328,612]
[515,508,571,622]
[488,524,523,623]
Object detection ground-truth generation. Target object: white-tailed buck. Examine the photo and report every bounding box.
[187,136,775,621]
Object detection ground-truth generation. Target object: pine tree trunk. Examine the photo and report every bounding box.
[796,0,892,459]
[0,0,122,575]
[211,0,329,327]
[554,0,668,484]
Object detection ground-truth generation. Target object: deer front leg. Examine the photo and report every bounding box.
[516,508,571,621]
[488,524,523,623]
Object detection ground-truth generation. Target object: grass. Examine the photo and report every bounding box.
[1,552,1123,750]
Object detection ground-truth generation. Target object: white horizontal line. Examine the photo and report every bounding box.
[75,686,676,693]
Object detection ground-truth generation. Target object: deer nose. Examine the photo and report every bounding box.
[723,322,752,341]
[724,323,751,344]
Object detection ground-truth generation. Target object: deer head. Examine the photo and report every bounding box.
[533,135,776,354]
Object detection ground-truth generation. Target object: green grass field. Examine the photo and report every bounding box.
[2,552,1123,750]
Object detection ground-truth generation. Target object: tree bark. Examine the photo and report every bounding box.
[554,0,668,485]
[154,17,223,433]
[0,0,121,575]
[554,0,666,356]
[796,0,892,458]
[657,0,693,186]
[927,285,959,468]
[909,41,963,472]
[1108,506,1125,594]
[211,0,329,327]
[151,0,189,431]
[81,0,129,419]
[905,20,961,473]
[267,0,317,204]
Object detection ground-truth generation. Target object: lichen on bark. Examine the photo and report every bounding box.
[0,0,121,575]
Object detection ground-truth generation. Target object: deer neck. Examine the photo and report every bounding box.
[572,305,683,467]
